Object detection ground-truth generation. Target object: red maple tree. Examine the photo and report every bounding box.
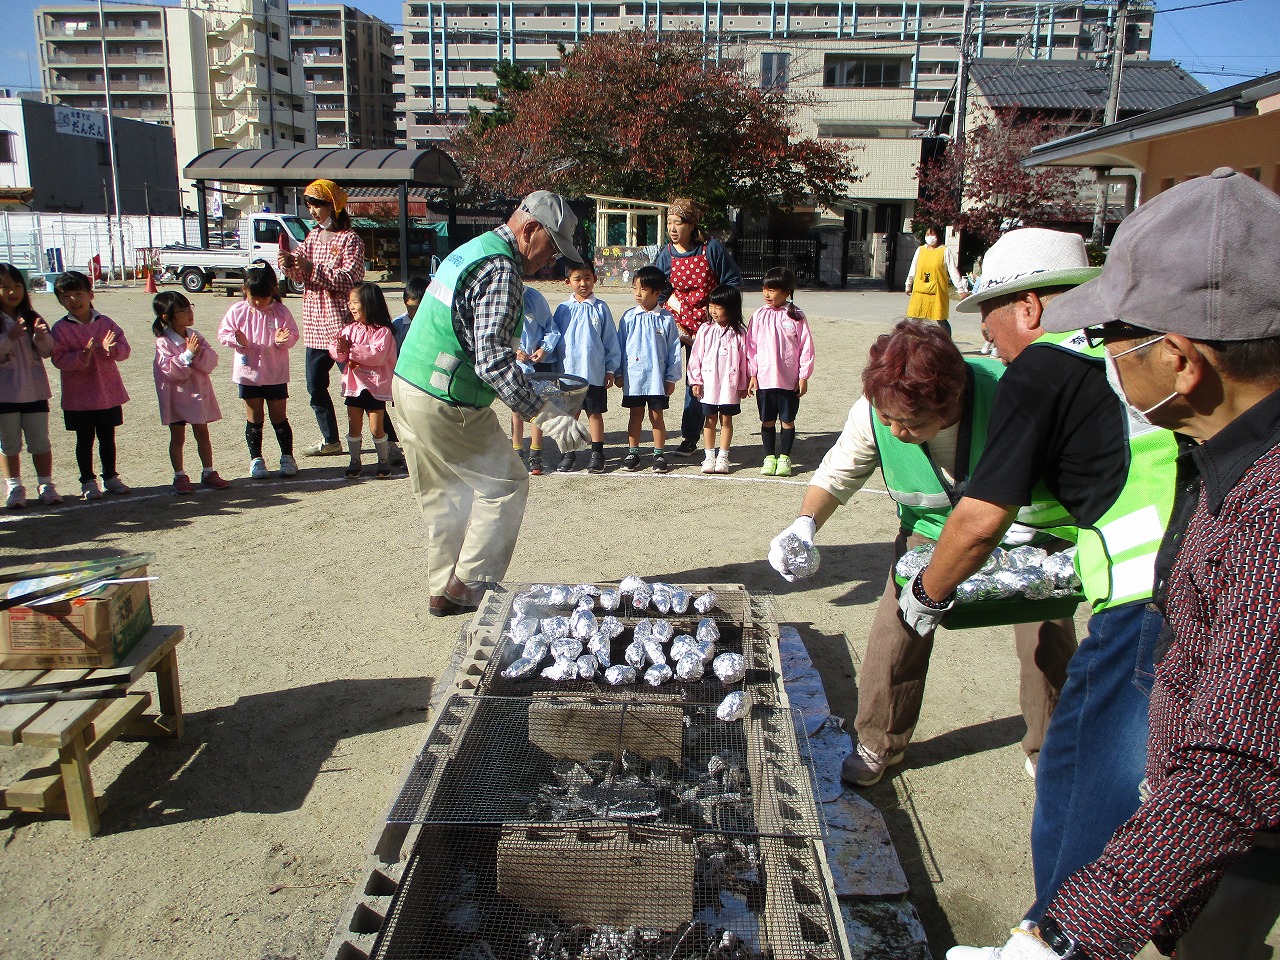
[916,108,1091,243]
[450,31,857,216]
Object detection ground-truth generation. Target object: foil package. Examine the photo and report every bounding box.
[642,638,667,666]
[675,655,705,681]
[541,658,578,681]
[624,641,648,670]
[575,654,598,680]
[548,584,575,608]
[540,616,571,640]
[632,619,654,644]
[570,607,597,640]
[651,620,675,644]
[894,545,933,581]
[598,588,621,611]
[780,532,820,578]
[896,543,1082,606]
[696,618,720,645]
[522,638,549,664]
[651,582,673,614]
[694,591,717,614]
[713,653,746,684]
[501,656,540,679]
[717,691,750,722]
[551,637,584,661]
[670,587,692,614]
[605,665,636,686]
[631,583,654,610]
[644,663,674,686]
[594,616,625,640]
[618,575,647,595]
[508,617,539,643]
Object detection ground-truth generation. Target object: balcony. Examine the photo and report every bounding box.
[305,79,345,92]
[292,23,342,37]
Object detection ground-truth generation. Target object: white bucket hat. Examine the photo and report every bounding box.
[956,227,1101,314]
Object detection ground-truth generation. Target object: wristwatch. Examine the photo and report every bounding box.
[1038,917,1082,958]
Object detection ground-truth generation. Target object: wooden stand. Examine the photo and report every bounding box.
[0,625,185,837]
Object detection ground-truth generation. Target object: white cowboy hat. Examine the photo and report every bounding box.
[955,227,1101,313]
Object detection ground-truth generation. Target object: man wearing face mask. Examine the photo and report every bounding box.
[947,169,1280,960]
[896,227,1183,926]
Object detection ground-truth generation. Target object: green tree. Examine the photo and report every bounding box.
[450,31,857,216]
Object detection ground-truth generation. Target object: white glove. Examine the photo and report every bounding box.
[897,569,954,636]
[768,516,817,583]
[534,401,590,452]
[947,922,1064,960]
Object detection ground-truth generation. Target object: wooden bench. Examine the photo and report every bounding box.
[0,625,184,837]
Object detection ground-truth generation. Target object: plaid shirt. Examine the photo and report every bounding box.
[282,226,365,349]
[452,225,541,421]
[1048,387,1280,959]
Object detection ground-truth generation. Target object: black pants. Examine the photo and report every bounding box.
[74,424,117,483]
[305,347,340,445]
[680,342,702,443]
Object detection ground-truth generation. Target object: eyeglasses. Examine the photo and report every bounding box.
[1083,321,1156,349]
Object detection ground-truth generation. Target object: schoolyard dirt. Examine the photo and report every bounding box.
[0,280,1081,959]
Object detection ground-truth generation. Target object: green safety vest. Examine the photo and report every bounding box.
[1028,330,1179,613]
[871,357,1077,543]
[394,232,524,408]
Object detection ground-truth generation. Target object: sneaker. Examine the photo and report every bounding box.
[302,441,342,457]
[528,452,544,476]
[675,438,699,455]
[557,452,577,473]
[701,452,716,475]
[173,474,194,494]
[202,471,231,490]
[622,451,642,472]
[38,483,63,506]
[278,454,298,477]
[516,446,528,467]
[588,451,606,474]
[652,453,670,474]
[81,480,104,501]
[774,455,793,478]
[376,462,392,479]
[841,742,906,788]
[760,455,778,476]
[714,453,730,474]
[249,457,269,479]
[980,340,993,355]
[4,484,26,509]
[103,476,131,495]
[345,460,363,479]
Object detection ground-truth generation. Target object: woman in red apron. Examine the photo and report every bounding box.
[653,198,742,454]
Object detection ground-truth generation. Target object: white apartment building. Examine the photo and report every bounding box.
[400,0,1154,233]
[392,29,407,147]
[36,0,317,218]
[290,3,397,147]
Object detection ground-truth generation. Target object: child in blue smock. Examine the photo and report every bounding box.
[615,265,682,474]
[553,260,620,474]
[511,286,559,476]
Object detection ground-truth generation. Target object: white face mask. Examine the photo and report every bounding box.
[1103,336,1177,427]
[925,235,939,247]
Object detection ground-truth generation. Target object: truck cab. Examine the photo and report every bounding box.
[159,212,312,295]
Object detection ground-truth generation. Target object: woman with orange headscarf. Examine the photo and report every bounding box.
[279,179,365,455]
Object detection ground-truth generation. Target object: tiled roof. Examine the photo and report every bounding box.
[970,59,1207,113]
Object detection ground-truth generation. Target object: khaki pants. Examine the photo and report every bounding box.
[391,378,530,597]
[854,531,1079,760]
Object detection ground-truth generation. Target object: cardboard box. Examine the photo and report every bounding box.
[1,566,153,669]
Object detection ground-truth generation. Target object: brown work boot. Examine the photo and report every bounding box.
[841,742,906,787]
[443,575,488,609]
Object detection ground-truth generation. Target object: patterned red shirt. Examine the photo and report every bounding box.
[282,226,365,349]
[1048,386,1280,959]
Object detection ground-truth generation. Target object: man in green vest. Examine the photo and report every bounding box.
[391,192,591,617]
[768,319,1079,788]
[897,228,1181,925]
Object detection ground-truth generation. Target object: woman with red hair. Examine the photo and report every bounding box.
[768,319,1078,787]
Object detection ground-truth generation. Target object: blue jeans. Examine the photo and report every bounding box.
[1026,601,1162,921]
[305,347,340,445]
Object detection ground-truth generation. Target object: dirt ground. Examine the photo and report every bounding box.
[0,280,1081,959]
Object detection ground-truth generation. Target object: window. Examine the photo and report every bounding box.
[760,52,789,89]
[823,55,907,88]
[253,219,282,244]
[0,132,13,164]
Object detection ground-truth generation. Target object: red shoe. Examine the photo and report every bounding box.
[173,474,194,494]
[201,471,231,490]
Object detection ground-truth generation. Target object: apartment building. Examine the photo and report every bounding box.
[36,0,317,217]
[400,0,1155,236]
[392,29,407,147]
[290,3,397,147]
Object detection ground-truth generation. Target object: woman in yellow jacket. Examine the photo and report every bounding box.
[905,225,967,335]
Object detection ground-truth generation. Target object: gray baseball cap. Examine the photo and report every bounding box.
[1043,167,1280,340]
[518,191,583,264]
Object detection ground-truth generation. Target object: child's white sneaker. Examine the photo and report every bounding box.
[38,483,63,505]
[249,457,269,479]
[278,454,298,477]
[714,453,730,474]
[5,484,26,509]
[701,451,716,475]
[82,480,104,500]
[103,476,131,495]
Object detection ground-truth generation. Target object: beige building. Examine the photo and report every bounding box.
[36,0,317,218]
[290,3,397,148]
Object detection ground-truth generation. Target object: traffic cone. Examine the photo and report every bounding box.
[145,268,157,294]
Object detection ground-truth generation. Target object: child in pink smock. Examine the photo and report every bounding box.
[49,270,131,500]
[745,267,815,478]
[688,285,749,475]
[330,282,398,479]
[152,292,230,493]
[0,263,61,508]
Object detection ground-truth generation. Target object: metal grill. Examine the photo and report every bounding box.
[370,823,844,960]
[388,696,821,840]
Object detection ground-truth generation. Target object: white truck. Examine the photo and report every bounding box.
[158,212,311,295]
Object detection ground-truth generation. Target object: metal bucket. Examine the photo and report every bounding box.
[527,372,589,418]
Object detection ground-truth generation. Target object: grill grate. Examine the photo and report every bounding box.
[388,696,822,840]
[370,823,844,960]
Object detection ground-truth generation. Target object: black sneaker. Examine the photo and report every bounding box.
[528,452,543,476]
[557,452,577,473]
[622,451,642,471]
[675,438,699,455]
[652,453,670,474]
[588,451,606,474]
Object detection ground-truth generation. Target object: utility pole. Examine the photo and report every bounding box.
[1093,0,1129,246]
[98,0,126,282]
[953,0,976,150]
